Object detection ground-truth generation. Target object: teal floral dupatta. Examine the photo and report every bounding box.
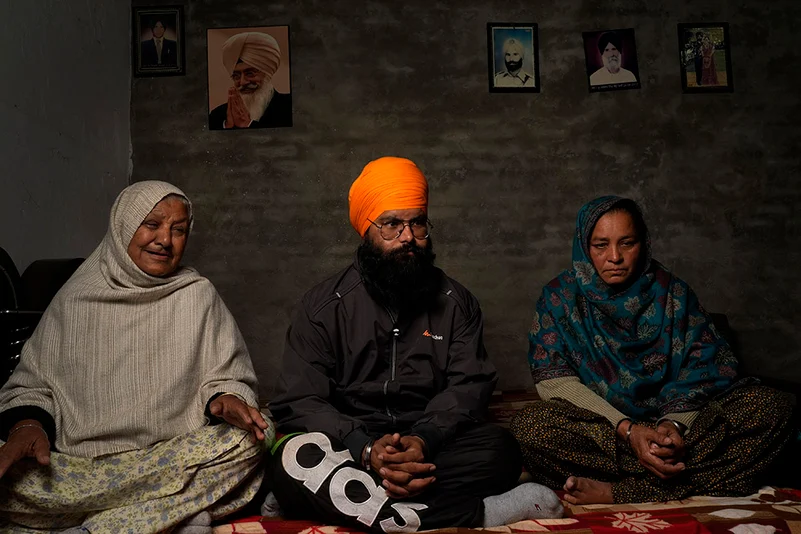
[528,196,737,420]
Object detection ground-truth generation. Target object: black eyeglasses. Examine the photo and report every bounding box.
[367,217,433,241]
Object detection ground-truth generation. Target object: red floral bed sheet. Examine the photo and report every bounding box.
[213,487,801,534]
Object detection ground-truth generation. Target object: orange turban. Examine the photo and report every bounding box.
[348,157,429,237]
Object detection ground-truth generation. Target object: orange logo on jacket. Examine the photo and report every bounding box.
[423,330,443,340]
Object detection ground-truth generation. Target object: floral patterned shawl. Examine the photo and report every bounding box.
[528,196,737,420]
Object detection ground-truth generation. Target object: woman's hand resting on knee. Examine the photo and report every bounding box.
[209,395,270,443]
[0,420,51,479]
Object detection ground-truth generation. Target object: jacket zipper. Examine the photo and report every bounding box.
[390,328,399,382]
[383,308,398,426]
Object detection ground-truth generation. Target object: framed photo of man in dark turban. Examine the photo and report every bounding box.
[582,28,641,93]
[133,5,185,77]
[207,26,293,130]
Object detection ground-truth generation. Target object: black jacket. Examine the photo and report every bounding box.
[270,263,497,461]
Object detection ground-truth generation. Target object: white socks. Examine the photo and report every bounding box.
[482,482,564,527]
[261,491,283,518]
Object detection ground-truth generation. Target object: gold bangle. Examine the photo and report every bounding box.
[8,423,48,440]
[218,392,246,402]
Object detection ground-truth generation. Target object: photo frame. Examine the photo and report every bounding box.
[207,26,293,130]
[678,23,734,93]
[582,28,641,92]
[487,23,540,93]
[132,5,185,77]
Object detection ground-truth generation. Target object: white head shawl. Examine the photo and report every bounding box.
[0,181,259,457]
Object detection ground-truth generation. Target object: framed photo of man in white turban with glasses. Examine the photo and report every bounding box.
[207,26,293,130]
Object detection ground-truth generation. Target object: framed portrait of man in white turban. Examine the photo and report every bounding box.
[133,5,185,77]
[207,26,293,130]
[487,23,540,93]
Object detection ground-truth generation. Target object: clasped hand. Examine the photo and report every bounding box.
[620,421,687,480]
[369,433,436,499]
[225,87,252,129]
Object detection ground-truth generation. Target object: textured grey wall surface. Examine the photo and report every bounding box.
[0,0,131,272]
[131,1,801,401]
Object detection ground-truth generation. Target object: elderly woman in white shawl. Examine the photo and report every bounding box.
[0,181,273,533]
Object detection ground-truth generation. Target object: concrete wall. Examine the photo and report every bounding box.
[131,0,801,401]
[0,0,131,273]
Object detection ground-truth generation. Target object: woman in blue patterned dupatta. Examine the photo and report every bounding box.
[511,196,793,505]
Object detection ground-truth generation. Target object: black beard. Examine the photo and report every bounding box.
[506,59,523,72]
[357,237,440,313]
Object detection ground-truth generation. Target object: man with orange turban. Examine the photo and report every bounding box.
[269,157,562,532]
[208,31,292,130]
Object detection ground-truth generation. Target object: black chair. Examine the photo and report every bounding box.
[1,247,83,388]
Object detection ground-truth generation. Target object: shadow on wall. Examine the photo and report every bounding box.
[710,313,800,385]
[736,327,801,384]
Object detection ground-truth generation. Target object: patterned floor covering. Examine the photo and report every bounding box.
[213,487,801,534]
[227,391,801,534]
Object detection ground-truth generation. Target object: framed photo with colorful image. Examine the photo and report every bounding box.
[582,28,641,92]
[678,23,734,93]
[207,26,293,130]
[487,23,540,93]
[132,5,185,77]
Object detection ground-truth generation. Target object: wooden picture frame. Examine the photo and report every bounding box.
[487,23,540,93]
[132,5,186,77]
[678,23,734,93]
[582,28,641,93]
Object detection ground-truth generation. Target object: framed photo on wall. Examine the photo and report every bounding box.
[487,23,540,93]
[207,26,293,130]
[678,23,734,93]
[582,28,640,92]
[132,5,185,77]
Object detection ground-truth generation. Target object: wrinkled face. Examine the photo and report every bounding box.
[365,208,429,255]
[152,21,165,39]
[602,42,621,73]
[588,210,642,287]
[231,63,267,94]
[126,196,189,277]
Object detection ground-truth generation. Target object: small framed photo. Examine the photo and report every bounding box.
[678,23,734,93]
[582,28,640,92]
[132,5,185,77]
[487,23,540,93]
[207,26,293,130]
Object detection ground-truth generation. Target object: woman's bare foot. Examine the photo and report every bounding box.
[563,476,613,505]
